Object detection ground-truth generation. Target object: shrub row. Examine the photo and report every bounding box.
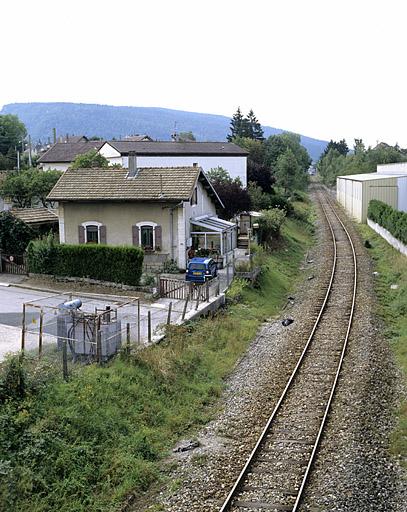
[368,200,407,245]
[27,238,144,285]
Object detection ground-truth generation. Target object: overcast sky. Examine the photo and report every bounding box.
[1,0,406,147]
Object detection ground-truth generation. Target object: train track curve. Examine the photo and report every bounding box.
[218,189,358,512]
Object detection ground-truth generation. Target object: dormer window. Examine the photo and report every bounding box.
[190,187,198,206]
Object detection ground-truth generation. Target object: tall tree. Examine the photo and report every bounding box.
[322,139,349,158]
[275,148,307,194]
[206,167,251,218]
[177,131,196,142]
[71,149,111,169]
[245,109,264,140]
[227,107,247,141]
[0,115,27,170]
[234,136,274,192]
[0,169,61,208]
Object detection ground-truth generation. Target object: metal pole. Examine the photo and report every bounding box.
[21,303,26,353]
[195,289,200,310]
[137,299,141,343]
[28,135,32,167]
[62,340,68,380]
[97,329,102,365]
[167,302,172,325]
[147,311,152,343]
[206,280,210,302]
[126,323,130,354]
[182,294,190,320]
[226,252,230,287]
[38,309,44,358]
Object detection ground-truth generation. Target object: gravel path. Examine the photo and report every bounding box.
[135,191,405,512]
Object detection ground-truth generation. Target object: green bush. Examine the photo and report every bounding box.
[258,208,286,247]
[368,200,407,245]
[0,211,35,253]
[27,239,144,285]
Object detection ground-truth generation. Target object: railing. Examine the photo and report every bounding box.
[0,253,28,275]
[159,276,220,301]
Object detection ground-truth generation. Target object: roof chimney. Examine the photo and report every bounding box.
[128,151,138,177]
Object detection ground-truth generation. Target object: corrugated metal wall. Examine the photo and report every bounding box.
[337,176,399,223]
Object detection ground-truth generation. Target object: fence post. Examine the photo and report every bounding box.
[147,311,152,343]
[62,340,68,380]
[38,309,44,358]
[126,323,130,354]
[97,329,102,365]
[137,299,141,344]
[226,252,230,288]
[182,294,190,320]
[195,289,200,310]
[167,302,172,325]
[206,280,210,302]
[21,303,26,354]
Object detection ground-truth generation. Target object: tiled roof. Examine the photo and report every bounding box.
[38,141,105,163]
[107,141,249,156]
[47,166,216,203]
[11,207,58,225]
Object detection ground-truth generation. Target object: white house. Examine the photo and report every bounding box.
[39,140,249,186]
[47,160,237,269]
[99,141,249,186]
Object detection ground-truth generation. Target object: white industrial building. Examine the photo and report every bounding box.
[337,163,407,223]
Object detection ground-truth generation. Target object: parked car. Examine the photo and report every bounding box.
[186,257,217,283]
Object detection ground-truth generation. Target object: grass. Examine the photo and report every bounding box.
[0,200,314,512]
[358,224,407,465]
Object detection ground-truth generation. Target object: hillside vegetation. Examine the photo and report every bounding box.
[0,199,314,512]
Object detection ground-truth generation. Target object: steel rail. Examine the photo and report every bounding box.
[291,194,358,511]
[219,191,343,512]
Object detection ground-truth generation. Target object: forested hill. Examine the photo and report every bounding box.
[1,102,327,160]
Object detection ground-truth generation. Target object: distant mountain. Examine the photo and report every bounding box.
[1,102,328,161]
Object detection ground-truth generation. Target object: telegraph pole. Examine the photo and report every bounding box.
[28,135,32,167]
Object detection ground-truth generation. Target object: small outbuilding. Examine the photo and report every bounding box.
[337,172,407,223]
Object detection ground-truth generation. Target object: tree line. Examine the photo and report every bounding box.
[317,138,407,186]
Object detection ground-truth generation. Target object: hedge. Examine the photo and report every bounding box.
[27,239,144,286]
[368,200,407,245]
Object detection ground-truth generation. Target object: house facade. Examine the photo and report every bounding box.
[99,141,249,186]
[48,163,237,269]
[39,140,248,186]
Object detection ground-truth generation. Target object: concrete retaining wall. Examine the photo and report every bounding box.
[367,219,407,256]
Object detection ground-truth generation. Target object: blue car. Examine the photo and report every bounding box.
[186,257,218,283]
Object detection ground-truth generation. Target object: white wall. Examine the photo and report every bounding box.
[377,162,407,174]
[120,155,247,186]
[41,163,70,171]
[397,176,407,212]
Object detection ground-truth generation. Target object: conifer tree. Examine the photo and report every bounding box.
[227,107,246,141]
[246,109,264,140]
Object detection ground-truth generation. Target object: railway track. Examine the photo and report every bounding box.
[218,190,358,512]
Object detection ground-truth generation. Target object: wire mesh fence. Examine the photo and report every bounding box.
[18,257,236,380]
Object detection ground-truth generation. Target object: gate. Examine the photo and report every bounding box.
[159,277,218,301]
[0,253,28,275]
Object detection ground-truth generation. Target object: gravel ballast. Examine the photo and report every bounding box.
[137,192,406,512]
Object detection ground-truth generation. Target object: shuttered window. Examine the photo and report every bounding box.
[86,225,99,244]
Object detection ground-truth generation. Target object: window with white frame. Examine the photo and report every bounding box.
[136,221,159,251]
[82,221,102,244]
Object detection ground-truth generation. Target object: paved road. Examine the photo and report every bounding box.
[0,284,184,361]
